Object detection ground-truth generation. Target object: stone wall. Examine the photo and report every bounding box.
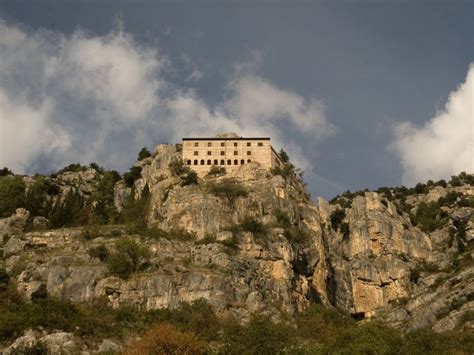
[182,137,281,176]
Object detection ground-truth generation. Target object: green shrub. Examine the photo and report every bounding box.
[181,170,198,186]
[274,209,291,228]
[220,315,295,355]
[206,178,247,205]
[168,158,190,177]
[123,166,143,188]
[49,189,85,228]
[121,184,150,228]
[91,171,121,224]
[207,165,226,177]
[410,202,447,232]
[138,147,152,161]
[54,163,87,175]
[330,209,346,231]
[0,167,13,176]
[87,244,109,262]
[0,176,26,217]
[106,238,151,278]
[284,226,311,244]
[240,217,267,237]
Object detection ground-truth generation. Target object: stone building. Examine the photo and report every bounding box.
[182,132,284,176]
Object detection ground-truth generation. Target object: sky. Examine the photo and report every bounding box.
[0,0,473,199]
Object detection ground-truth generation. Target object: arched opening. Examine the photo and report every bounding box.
[220,159,225,165]
[194,160,198,165]
[234,159,238,165]
[207,160,212,165]
[200,159,205,165]
[240,159,245,164]
[247,159,251,163]
[187,160,191,165]
[227,159,231,165]
[214,159,218,165]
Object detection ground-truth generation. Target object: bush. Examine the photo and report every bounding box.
[49,189,85,228]
[411,202,447,232]
[54,163,87,175]
[168,158,190,177]
[206,178,247,205]
[122,184,150,228]
[220,315,295,355]
[0,167,13,176]
[181,170,198,186]
[106,239,151,279]
[274,209,291,228]
[240,217,267,237]
[0,176,26,218]
[123,166,143,188]
[206,165,226,177]
[92,171,121,224]
[123,323,207,355]
[330,209,346,231]
[138,147,152,161]
[87,244,109,262]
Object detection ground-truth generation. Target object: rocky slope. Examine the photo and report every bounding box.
[1,144,473,352]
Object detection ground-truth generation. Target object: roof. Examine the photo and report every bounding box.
[182,137,270,141]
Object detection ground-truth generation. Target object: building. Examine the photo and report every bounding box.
[182,132,283,176]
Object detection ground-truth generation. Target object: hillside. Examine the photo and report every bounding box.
[0,144,473,353]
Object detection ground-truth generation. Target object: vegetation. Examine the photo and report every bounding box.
[121,184,150,228]
[410,202,448,233]
[138,147,152,161]
[330,208,346,231]
[49,189,85,228]
[207,165,226,177]
[123,166,143,188]
[0,167,13,176]
[0,176,26,217]
[180,170,198,186]
[206,178,247,205]
[106,238,151,279]
[270,148,305,181]
[53,163,88,176]
[168,158,189,177]
[124,323,206,355]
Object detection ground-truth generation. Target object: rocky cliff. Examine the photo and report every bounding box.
[1,144,473,352]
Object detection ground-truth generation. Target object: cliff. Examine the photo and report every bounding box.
[0,144,473,352]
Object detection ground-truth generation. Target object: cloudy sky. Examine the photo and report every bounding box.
[0,1,472,199]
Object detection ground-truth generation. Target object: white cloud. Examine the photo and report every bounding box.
[391,64,474,185]
[0,19,333,176]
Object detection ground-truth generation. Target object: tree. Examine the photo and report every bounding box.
[181,171,198,186]
[279,148,289,163]
[123,166,143,188]
[138,147,152,161]
[121,184,150,228]
[0,167,13,177]
[168,158,189,176]
[0,176,26,217]
[49,189,85,228]
[106,238,151,278]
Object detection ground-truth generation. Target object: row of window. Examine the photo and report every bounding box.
[193,150,252,156]
[192,142,264,147]
[186,159,252,166]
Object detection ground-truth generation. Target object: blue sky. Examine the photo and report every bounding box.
[0,1,473,199]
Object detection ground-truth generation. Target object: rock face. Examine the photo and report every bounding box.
[2,144,473,345]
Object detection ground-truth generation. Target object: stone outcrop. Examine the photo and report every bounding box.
[1,144,473,351]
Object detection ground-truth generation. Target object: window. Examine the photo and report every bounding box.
[247,151,251,155]
[240,159,245,164]
[207,151,212,155]
[247,142,251,146]
[227,159,231,165]
[194,151,198,156]
[220,151,225,156]
[220,159,225,165]
[194,160,198,165]
[258,142,263,147]
[195,142,199,147]
[187,160,191,165]
[207,160,212,165]
[247,159,251,163]
[208,142,212,147]
[233,151,238,155]
[214,159,218,165]
[234,159,238,165]
[220,142,225,147]
[200,159,205,165]
[234,142,238,147]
